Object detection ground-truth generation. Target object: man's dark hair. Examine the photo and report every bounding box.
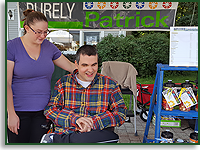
[75,45,98,64]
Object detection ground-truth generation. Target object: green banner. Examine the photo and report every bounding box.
[19,2,178,30]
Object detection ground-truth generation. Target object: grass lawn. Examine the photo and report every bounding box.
[123,71,198,110]
[137,71,198,84]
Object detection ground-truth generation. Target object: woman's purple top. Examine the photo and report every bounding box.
[7,37,62,111]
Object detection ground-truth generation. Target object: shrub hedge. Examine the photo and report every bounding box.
[96,33,170,78]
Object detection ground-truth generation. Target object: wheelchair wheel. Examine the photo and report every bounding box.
[139,110,149,122]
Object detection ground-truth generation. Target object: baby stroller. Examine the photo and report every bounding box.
[136,82,153,122]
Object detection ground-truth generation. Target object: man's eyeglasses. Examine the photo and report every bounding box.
[28,25,50,36]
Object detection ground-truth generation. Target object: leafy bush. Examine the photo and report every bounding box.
[64,54,76,62]
[97,33,169,77]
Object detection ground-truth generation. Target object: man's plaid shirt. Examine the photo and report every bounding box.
[44,70,127,134]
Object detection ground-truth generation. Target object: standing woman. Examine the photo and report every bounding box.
[7,9,75,143]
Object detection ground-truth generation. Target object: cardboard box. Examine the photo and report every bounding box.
[152,116,181,128]
[160,119,181,128]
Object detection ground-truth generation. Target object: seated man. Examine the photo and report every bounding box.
[41,45,127,143]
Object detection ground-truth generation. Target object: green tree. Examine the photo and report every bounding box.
[97,33,169,77]
[175,2,198,26]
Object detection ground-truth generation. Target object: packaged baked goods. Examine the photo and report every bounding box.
[179,80,197,112]
[162,80,175,111]
[162,80,181,111]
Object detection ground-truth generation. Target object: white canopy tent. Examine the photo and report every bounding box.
[47,30,73,43]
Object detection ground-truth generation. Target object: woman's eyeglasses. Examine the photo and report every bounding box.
[28,25,50,36]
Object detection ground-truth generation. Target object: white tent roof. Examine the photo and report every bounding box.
[47,30,73,43]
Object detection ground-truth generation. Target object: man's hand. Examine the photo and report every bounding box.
[76,117,93,132]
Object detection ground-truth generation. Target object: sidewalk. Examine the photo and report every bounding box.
[114,115,195,143]
[6,114,194,143]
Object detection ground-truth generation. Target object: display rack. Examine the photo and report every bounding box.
[143,64,198,143]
